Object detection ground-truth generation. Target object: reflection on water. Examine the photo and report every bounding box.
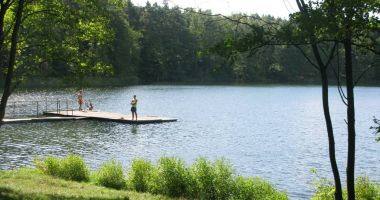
[1,85,380,199]
[131,124,138,134]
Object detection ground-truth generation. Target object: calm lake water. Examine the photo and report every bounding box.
[0,85,379,199]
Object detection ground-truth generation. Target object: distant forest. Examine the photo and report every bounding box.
[1,0,379,86]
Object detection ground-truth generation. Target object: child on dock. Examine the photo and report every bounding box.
[88,100,94,111]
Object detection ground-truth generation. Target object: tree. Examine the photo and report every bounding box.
[0,0,25,122]
[212,0,379,199]
[0,0,116,121]
[305,1,379,199]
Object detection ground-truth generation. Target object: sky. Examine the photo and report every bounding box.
[131,0,299,19]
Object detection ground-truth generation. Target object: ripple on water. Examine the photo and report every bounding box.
[1,85,379,199]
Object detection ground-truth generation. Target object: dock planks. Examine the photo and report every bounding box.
[1,116,86,124]
[43,110,177,124]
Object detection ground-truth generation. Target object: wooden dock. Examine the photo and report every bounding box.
[2,116,86,124]
[43,110,177,124]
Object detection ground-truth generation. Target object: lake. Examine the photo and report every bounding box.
[0,85,379,199]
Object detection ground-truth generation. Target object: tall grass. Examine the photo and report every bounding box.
[149,157,189,197]
[312,176,380,200]
[190,157,218,199]
[126,158,153,192]
[126,157,287,199]
[94,160,126,190]
[35,155,289,199]
[232,176,288,200]
[35,154,89,182]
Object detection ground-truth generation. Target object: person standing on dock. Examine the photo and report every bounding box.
[131,95,138,120]
[77,90,84,111]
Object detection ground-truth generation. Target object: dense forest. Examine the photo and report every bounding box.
[1,0,379,87]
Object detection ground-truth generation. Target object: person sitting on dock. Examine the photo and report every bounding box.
[77,90,84,111]
[131,95,138,121]
[88,100,94,111]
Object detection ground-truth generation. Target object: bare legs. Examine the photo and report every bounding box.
[132,111,137,121]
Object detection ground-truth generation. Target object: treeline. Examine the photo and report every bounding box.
[1,0,379,86]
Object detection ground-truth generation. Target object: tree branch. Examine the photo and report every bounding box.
[354,65,376,86]
[352,42,380,55]
[295,45,320,71]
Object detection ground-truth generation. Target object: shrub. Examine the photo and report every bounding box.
[149,157,189,197]
[312,176,380,200]
[127,158,153,192]
[213,159,235,199]
[355,177,380,199]
[34,156,61,177]
[95,160,126,190]
[190,157,217,199]
[60,155,90,182]
[233,176,288,200]
[34,154,89,182]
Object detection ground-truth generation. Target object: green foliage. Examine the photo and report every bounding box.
[0,168,179,200]
[189,158,235,199]
[60,155,90,182]
[94,160,126,190]
[32,155,287,199]
[312,176,380,200]
[189,157,216,199]
[2,1,379,87]
[34,156,61,177]
[34,154,90,182]
[232,176,288,200]
[149,157,189,197]
[127,158,153,192]
[370,117,380,142]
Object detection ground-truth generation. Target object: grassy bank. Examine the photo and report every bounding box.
[0,155,288,200]
[0,168,179,200]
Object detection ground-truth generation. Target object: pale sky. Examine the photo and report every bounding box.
[131,0,299,18]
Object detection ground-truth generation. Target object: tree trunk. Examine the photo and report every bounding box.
[344,39,356,200]
[312,45,343,200]
[0,0,25,122]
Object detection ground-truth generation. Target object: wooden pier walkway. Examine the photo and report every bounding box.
[1,99,177,125]
[2,116,85,124]
[44,110,177,124]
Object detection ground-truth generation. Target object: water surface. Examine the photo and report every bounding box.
[1,85,379,199]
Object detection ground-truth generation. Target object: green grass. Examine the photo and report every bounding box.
[0,168,182,200]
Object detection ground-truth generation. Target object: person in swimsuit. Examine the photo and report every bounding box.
[77,90,84,111]
[131,95,138,120]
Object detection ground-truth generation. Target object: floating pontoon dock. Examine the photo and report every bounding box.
[1,99,177,125]
[2,116,86,124]
[44,110,177,124]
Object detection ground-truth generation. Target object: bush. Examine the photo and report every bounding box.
[149,157,189,197]
[355,177,380,199]
[213,159,235,199]
[190,157,217,199]
[34,154,89,182]
[127,159,153,192]
[34,155,289,199]
[312,176,380,200]
[34,156,61,177]
[60,155,90,182]
[94,160,126,190]
[233,176,288,200]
